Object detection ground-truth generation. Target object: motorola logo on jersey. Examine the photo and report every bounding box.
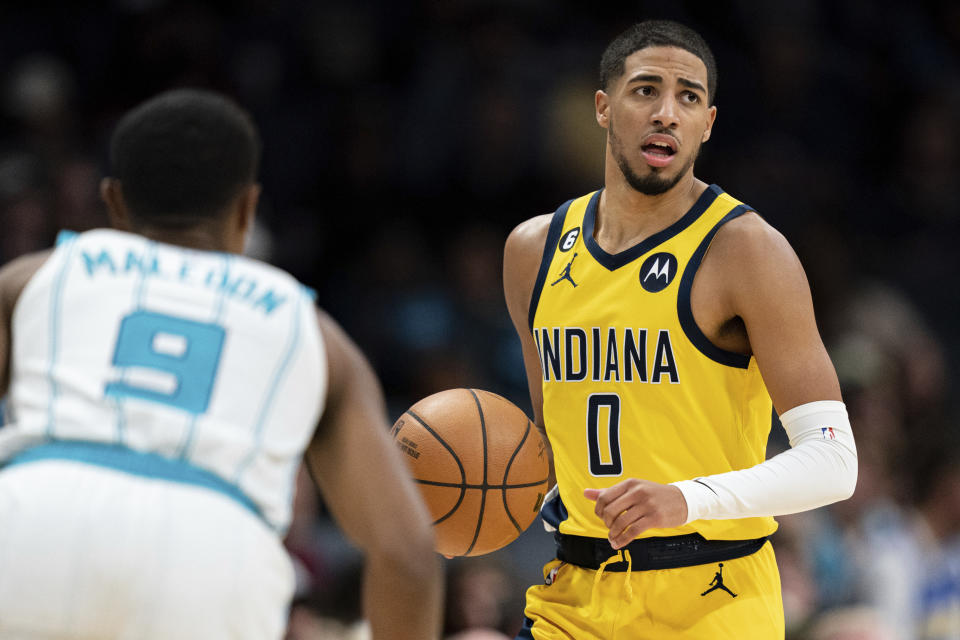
[638,252,678,292]
[558,228,580,252]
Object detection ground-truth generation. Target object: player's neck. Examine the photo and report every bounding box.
[130,224,234,254]
[595,173,707,254]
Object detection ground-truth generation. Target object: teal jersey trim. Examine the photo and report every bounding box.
[5,440,263,522]
[232,290,303,484]
[45,236,79,438]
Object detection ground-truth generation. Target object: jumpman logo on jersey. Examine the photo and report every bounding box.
[700,563,738,598]
[551,253,578,288]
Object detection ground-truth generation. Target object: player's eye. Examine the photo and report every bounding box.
[682,91,701,104]
[635,86,655,97]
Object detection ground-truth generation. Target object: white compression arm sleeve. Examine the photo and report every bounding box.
[671,400,858,522]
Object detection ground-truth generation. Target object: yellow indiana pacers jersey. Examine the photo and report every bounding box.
[530,184,777,541]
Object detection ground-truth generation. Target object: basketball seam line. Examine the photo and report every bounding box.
[414,479,549,490]
[405,409,466,526]
[464,389,487,556]
[502,418,532,534]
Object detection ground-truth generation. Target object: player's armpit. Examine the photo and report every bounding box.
[503,214,557,487]
[305,309,442,640]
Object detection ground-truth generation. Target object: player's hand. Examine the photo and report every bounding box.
[584,479,688,549]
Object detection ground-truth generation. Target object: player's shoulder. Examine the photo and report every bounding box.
[503,213,555,325]
[0,249,54,315]
[0,249,53,279]
[504,212,555,280]
[505,187,600,258]
[0,249,54,291]
[709,208,796,270]
[704,205,807,306]
[505,213,554,256]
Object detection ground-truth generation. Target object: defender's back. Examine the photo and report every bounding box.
[1,228,325,533]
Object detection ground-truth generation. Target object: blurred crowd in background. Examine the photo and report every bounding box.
[0,0,958,638]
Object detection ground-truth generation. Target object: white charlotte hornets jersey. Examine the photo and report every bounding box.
[0,229,326,532]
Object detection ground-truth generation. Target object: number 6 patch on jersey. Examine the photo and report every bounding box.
[105,310,226,414]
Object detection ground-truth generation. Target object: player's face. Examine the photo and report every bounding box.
[596,46,717,195]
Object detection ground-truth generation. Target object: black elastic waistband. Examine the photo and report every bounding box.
[555,531,767,571]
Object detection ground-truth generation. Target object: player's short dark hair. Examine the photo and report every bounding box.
[600,20,718,103]
[109,88,261,226]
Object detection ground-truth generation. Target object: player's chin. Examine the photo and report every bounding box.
[627,166,682,196]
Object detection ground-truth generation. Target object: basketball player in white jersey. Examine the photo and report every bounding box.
[0,89,441,639]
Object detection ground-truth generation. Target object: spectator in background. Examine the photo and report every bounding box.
[773,279,958,638]
[805,606,897,640]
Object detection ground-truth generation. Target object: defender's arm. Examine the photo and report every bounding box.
[503,214,556,487]
[305,309,442,640]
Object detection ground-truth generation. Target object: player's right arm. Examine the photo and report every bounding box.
[304,309,442,640]
[0,251,52,397]
[503,215,555,488]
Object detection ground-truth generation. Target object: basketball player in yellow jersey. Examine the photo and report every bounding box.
[503,21,858,639]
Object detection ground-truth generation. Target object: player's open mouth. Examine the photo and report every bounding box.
[641,134,678,168]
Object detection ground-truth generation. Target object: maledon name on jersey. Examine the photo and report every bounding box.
[530,185,777,542]
[0,229,326,533]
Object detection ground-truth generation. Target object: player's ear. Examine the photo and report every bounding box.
[701,105,717,143]
[101,177,132,231]
[596,90,610,129]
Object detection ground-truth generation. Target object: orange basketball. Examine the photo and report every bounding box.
[391,388,550,557]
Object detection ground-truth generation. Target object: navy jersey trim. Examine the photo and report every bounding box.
[527,199,575,332]
[677,204,752,369]
[584,184,723,271]
[516,617,536,639]
[541,489,569,529]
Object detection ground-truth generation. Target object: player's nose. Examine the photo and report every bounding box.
[650,95,680,129]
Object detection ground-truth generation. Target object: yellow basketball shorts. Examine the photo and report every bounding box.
[517,541,783,640]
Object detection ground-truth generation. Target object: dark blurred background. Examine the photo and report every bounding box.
[1,1,958,638]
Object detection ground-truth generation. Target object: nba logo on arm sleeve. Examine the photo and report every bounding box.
[821,427,836,439]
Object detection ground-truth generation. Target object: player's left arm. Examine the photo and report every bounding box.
[670,213,858,516]
[589,214,857,548]
[0,251,51,397]
[304,309,442,639]
[722,213,842,410]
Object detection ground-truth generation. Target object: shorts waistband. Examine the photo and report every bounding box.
[555,531,767,571]
[3,440,263,522]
